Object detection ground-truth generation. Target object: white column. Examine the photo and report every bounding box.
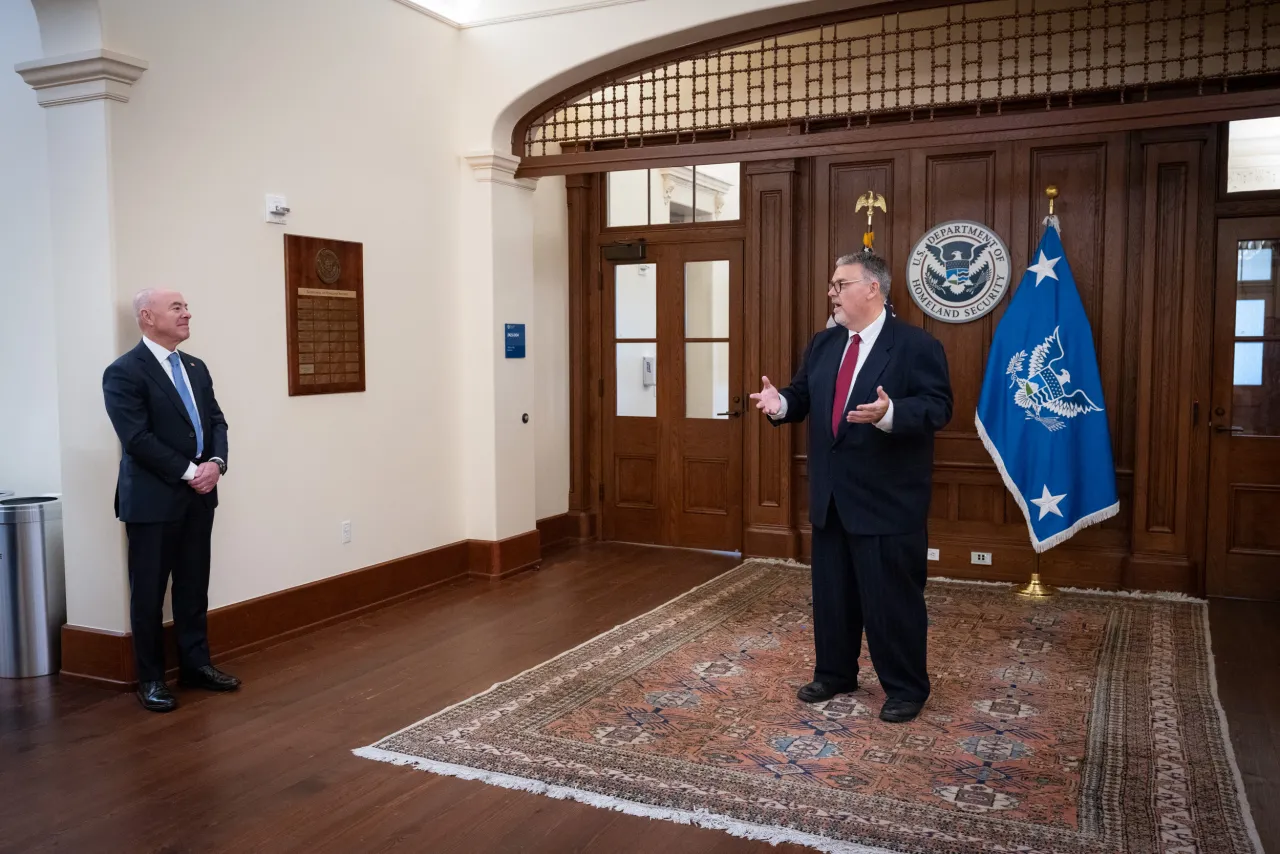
[460,152,539,542]
[16,49,147,633]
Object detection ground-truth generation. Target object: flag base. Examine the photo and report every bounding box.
[1016,572,1056,599]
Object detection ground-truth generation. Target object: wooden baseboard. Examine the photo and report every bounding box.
[1124,553,1198,594]
[537,510,596,553]
[61,529,542,691]
[744,525,798,559]
[468,529,542,579]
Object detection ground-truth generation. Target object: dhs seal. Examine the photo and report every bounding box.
[907,221,1011,323]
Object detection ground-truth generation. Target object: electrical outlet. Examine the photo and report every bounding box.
[927,548,940,561]
[971,551,992,566]
[341,520,352,544]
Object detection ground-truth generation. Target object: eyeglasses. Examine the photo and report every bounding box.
[828,277,875,293]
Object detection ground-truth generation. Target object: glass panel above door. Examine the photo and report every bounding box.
[606,164,741,227]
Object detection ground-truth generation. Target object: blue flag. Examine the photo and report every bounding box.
[975,219,1118,552]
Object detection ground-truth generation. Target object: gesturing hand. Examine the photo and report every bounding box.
[189,462,221,495]
[847,386,891,424]
[749,376,782,416]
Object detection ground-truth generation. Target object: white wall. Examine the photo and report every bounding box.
[0,2,60,497]
[83,0,463,620]
[5,0,864,633]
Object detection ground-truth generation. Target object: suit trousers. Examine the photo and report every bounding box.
[809,499,931,703]
[125,498,214,682]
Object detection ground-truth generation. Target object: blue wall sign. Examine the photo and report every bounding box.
[505,323,526,359]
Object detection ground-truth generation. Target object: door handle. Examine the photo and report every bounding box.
[717,411,742,418]
[1214,423,1240,433]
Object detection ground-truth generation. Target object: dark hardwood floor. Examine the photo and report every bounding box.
[1,542,1275,853]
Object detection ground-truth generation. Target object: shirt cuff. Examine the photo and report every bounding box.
[874,398,894,432]
[182,462,198,481]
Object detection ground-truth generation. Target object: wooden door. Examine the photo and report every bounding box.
[602,240,744,551]
[1207,216,1280,600]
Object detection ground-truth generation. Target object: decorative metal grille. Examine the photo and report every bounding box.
[522,0,1280,157]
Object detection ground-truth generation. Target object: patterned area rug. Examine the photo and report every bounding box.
[355,560,1263,854]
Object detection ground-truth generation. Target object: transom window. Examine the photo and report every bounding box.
[607,163,741,228]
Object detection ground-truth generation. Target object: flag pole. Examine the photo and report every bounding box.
[1016,184,1061,600]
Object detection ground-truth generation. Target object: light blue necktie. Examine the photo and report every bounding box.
[168,352,203,457]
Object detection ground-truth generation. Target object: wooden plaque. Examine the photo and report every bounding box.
[284,235,365,396]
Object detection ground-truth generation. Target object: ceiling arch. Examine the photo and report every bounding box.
[512,0,1280,173]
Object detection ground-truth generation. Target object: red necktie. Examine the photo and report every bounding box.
[831,333,861,436]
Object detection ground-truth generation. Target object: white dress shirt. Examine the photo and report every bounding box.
[772,307,895,432]
[141,336,222,481]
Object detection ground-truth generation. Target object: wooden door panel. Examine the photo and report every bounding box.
[603,256,664,545]
[1208,216,1280,600]
[672,241,744,551]
[602,240,744,552]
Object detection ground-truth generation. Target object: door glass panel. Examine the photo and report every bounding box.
[1231,239,1279,436]
[1232,342,1279,435]
[684,260,730,338]
[617,343,657,418]
[607,170,649,227]
[615,264,656,339]
[685,342,729,419]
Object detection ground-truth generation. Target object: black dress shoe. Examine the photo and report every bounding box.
[179,664,241,692]
[797,679,857,703]
[879,698,924,723]
[137,681,177,713]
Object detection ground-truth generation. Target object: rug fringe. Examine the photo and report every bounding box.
[351,747,904,854]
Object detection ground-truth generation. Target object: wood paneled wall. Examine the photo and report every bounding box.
[780,126,1218,592]
[568,122,1234,594]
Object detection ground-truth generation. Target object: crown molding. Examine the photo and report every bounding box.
[392,0,644,29]
[15,49,149,107]
[464,151,539,191]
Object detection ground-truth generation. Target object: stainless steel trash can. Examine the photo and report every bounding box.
[0,496,66,678]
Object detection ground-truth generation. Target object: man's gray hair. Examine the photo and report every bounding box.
[132,289,155,321]
[835,252,892,299]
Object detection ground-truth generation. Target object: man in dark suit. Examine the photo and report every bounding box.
[751,253,952,723]
[103,289,240,712]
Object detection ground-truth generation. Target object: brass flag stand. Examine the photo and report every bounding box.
[1015,185,1062,601]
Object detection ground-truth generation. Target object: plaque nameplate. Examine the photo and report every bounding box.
[284,235,365,396]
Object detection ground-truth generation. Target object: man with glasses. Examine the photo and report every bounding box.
[750,253,952,723]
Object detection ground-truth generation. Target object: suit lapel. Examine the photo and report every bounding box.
[134,343,195,428]
[814,331,843,443]
[834,315,895,444]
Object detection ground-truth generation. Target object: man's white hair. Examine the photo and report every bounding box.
[132,289,156,321]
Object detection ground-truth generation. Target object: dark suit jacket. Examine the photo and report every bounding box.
[102,341,229,524]
[770,314,952,535]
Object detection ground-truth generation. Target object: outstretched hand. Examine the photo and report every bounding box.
[847,386,891,424]
[749,376,782,416]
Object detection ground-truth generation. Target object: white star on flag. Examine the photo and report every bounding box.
[1027,252,1060,287]
[1031,485,1066,520]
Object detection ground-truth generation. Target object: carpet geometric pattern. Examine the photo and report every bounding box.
[355,560,1263,854]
